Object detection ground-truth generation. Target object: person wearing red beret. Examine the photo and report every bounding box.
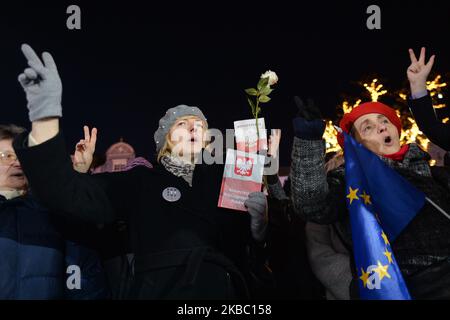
[290,84,450,298]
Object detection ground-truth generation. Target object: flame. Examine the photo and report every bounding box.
[427,75,447,95]
[323,121,341,153]
[433,104,446,109]
[399,93,408,101]
[324,77,446,155]
[397,108,430,150]
[342,99,362,114]
[427,75,447,112]
[364,79,388,102]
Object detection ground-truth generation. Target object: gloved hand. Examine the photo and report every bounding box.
[18,44,62,122]
[244,192,269,242]
[293,96,326,140]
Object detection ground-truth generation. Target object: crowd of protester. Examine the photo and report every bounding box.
[0,44,448,299]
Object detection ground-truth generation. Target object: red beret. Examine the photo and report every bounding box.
[337,101,402,148]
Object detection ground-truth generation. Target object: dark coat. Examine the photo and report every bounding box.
[14,131,256,300]
[409,94,450,151]
[266,195,325,299]
[0,193,109,299]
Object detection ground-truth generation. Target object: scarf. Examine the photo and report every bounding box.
[160,155,195,187]
[381,143,432,178]
[383,144,410,161]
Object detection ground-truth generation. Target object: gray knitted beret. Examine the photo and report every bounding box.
[154,105,208,152]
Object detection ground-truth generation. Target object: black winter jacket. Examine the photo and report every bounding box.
[14,131,256,300]
[0,193,109,299]
[409,94,450,151]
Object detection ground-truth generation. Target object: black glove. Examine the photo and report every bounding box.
[293,97,326,140]
[294,96,323,121]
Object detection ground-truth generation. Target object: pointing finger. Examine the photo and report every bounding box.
[419,47,426,65]
[42,52,58,72]
[90,128,98,147]
[408,49,418,64]
[83,125,90,141]
[426,55,435,69]
[21,44,44,67]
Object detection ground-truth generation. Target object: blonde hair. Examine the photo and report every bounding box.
[157,115,209,163]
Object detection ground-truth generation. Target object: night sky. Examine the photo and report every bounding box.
[2,1,449,166]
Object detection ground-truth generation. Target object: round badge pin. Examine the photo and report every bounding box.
[162,187,181,202]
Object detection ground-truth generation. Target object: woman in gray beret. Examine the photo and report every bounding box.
[13,44,269,299]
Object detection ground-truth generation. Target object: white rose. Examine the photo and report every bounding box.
[260,70,278,86]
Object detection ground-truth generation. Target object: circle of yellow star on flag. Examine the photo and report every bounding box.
[347,187,359,205]
[381,231,390,246]
[359,267,370,288]
[360,191,372,205]
[375,260,391,281]
[383,248,393,264]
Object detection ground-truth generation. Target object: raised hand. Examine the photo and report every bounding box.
[407,47,435,96]
[268,129,281,158]
[293,97,326,140]
[18,44,62,122]
[294,96,323,121]
[264,129,281,177]
[73,126,98,173]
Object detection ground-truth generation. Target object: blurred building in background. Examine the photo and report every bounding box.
[92,138,136,173]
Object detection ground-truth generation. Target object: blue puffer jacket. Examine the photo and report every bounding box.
[0,193,110,299]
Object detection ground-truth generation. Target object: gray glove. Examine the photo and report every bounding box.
[244,192,269,242]
[18,44,62,121]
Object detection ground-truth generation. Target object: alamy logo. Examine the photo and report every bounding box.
[364,265,382,290]
[366,5,381,30]
[66,5,81,30]
[66,265,81,290]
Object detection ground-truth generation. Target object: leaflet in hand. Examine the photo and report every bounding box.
[234,118,267,154]
[218,149,265,211]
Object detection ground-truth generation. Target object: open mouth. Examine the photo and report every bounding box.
[384,136,393,146]
[10,173,24,178]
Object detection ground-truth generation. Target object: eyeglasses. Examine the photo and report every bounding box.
[0,151,18,165]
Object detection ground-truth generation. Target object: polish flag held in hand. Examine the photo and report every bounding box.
[218,149,265,212]
[234,118,268,154]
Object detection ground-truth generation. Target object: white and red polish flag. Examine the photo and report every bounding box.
[234,118,268,154]
[218,149,265,211]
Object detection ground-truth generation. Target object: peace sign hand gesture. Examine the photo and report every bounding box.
[73,126,98,173]
[407,47,435,96]
[18,44,63,122]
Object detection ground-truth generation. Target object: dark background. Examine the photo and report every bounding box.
[2,1,449,165]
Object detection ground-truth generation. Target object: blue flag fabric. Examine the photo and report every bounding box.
[344,133,425,300]
[344,133,425,241]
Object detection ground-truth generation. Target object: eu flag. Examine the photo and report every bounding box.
[344,133,425,300]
